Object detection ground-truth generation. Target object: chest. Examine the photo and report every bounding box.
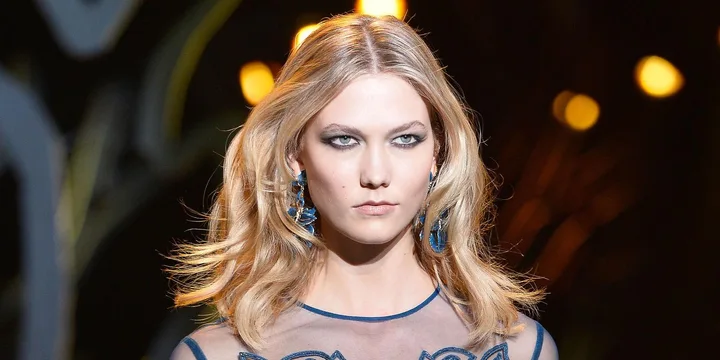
[242,317,508,360]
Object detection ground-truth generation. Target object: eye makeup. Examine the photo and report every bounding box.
[321,135,360,149]
[318,120,429,150]
[320,133,426,150]
[390,134,425,148]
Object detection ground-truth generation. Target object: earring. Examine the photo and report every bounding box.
[287,170,316,247]
[417,172,449,253]
[418,210,449,253]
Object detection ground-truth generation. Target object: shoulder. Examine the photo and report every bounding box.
[505,313,559,360]
[170,321,246,360]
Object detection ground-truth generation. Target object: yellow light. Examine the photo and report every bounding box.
[635,55,684,98]
[239,61,274,106]
[564,94,600,131]
[355,0,407,19]
[552,90,575,122]
[293,24,319,50]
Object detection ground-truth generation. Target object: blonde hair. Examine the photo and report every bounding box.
[169,13,544,350]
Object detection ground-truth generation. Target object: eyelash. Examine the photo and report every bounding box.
[323,134,424,150]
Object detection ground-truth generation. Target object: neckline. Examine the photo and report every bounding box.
[298,286,441,323]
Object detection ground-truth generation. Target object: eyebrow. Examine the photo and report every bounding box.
[319,120,427,137]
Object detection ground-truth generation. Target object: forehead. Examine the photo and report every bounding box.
[313,73,430,129]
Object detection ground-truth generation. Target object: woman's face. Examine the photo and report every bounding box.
[293,73,436,246]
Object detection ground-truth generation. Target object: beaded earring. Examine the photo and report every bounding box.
[417,172,449,253]
[287,170,316,247]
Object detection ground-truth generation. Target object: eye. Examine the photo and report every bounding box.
[330,135,358,147]
[392,134,420,146]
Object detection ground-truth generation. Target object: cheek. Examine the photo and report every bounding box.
[400,168,431,203]
[304,158,354,208]
[397,151,434,191]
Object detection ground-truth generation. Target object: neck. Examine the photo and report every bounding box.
[303,226,437,317]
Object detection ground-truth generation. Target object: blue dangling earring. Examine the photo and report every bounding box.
[417,172,448,253]
[287,170,316,247]
[427,209,449,253]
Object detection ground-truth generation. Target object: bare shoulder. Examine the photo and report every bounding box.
[505,312,559,360]
[170,321,246,360]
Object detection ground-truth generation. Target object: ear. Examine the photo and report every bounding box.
[288,152,305,177]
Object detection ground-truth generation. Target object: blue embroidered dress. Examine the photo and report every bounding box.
[171,288,558,360]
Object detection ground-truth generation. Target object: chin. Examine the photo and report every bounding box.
[346,234,397,246]
[341,221,410,246]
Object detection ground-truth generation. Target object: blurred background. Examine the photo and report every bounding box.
[0,0,717,359]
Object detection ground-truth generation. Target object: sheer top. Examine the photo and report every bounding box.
[171,288,558,360]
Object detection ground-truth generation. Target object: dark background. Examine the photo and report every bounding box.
[1,0,717,359]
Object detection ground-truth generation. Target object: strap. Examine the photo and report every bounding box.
[182,337,208,360]
[531,322,545,360]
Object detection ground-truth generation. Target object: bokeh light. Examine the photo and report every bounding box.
[293,24,319,50]
[552,90,575,122]
[564,94,600,131]
[239,61,275,106]
[553,90,600,131]
[355,0,407,19]
[635,55,684,98]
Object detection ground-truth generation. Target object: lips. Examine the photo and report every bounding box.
[354,201,397,216]
[357,201,394,207]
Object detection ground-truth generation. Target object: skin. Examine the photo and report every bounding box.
[290,73,438,316]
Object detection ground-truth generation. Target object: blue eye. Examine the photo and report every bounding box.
[391,134,420,147]
[328,136,359,148]
[323,134,424,150]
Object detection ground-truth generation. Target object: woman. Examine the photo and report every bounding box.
[169,13,558,360]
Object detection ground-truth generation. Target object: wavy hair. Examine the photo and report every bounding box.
[169,13,544,350]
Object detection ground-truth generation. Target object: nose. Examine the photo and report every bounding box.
[359,144,390,189]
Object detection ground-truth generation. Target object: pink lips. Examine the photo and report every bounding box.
[354,201,396,216]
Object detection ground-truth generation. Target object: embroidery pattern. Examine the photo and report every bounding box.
[238,343,508,360]
[479,343,509,360]
[239,350,347,360]
[419,346,477,360]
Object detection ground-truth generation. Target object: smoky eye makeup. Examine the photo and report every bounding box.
[320,132,427,150]
[320,134,360,149]
[391,133,427,148]
[318,121,430,150]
